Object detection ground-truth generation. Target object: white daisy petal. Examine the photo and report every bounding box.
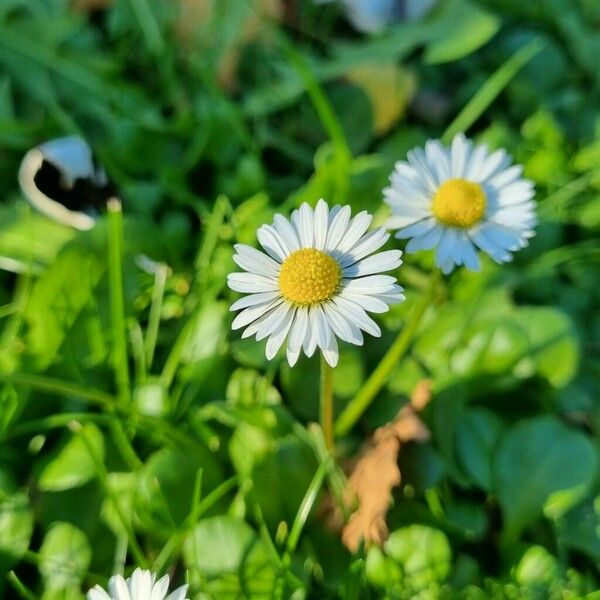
[477,148,509,183]
[109,575,131,600]
[332,297,381,337]
[312,304,332,350]
[291,203,314,247]
[342,275,397,295]
[450,133,471,179]
[425,139,451,182]
[325,205,352,252]
[343,249,402,277]
[233,244,281,277]
[405,223,444,253]
[90,568,187,600]
[265,307,295,359]
[231,298,282,330]
[88,588,112,600]
[393,218,436,240]
[150,576,170,600]
[322,334,339,367]
[257,225,289,261]
[255,303,294,341]
[340,291,390,313]
[230,291,280,311]
[322,302,363,345]
[313,199,329,250]
[386,136,536,272]
[227,272,278,293]
[164,586,189,600]
[335,211,372,253]
[288,306,309,353]
[287,347,301,367]
[340,228,389,265]
[273,214,301,251]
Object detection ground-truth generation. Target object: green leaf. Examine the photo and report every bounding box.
[23,236,105,369]
[424,0,500,65]
[383,525,452,594]
[39,522,91,591]
[0,491,34,574]
[556,495,600,560]
[0,202,74,274]
[135,446,223,532]
[493,416,598,539]
[38,424,104,492]
[512,306,580,388]
[183,515,277,599]
[455,408,505,490]
[514,545,558,587]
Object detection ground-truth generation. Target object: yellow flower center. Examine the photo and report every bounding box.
[278,248,341,306]
[432,178,486,228]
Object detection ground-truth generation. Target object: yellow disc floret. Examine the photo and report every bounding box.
[279,248,341,305]
[432,178,486,228]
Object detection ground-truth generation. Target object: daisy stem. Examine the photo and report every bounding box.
[334,272,440,437]
[319,354,335,450]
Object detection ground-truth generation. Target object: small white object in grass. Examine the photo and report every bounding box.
[384,133,537,274]
[228,199,405,368]
[87,567,188,600]
[18,136,108,230]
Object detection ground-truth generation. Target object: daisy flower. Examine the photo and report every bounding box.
[87,568,188,600]
[384,134,536,274]
[228,199,405,367]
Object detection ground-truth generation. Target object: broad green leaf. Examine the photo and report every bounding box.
[512,306,579,388]
[493,417,598,539]
[23,236,105,369]
[38,424,104,492]
[135,446,223,532]
[183,515,277,599]
[423,0,500,65]
[248,436,317,528]
[39,522,91,590]
[0,202,74,274]
[455,408,505,490]
[514,546,558,587]
[0,491,34,573]
[556,495,600,560]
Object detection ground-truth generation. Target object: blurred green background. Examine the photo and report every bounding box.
[0,0,599,598]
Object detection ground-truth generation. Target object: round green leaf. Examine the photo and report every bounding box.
[39,522,91,590]
[384,525,452,594]
[493,416,598,539]
[0,491,34,574]
[38,424,104,492]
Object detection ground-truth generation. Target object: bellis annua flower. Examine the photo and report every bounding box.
[228,199,405,367]
[384,134,536,274]
[87,568,188,600]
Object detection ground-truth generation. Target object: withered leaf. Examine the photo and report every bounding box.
[341,380,432,553]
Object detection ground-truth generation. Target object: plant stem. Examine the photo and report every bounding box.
[319,354,334,450]
[334,272,440,437]
[107,198,130,406]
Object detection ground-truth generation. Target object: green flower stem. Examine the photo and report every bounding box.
[107,198,130,406]
[319,354,335,450]
[334,272,440,437]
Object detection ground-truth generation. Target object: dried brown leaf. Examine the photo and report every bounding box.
[340,380,432,553]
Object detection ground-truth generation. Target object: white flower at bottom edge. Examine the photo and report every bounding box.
[87,568,188,600]
[384,133,536,274]
[227,199,405,368]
